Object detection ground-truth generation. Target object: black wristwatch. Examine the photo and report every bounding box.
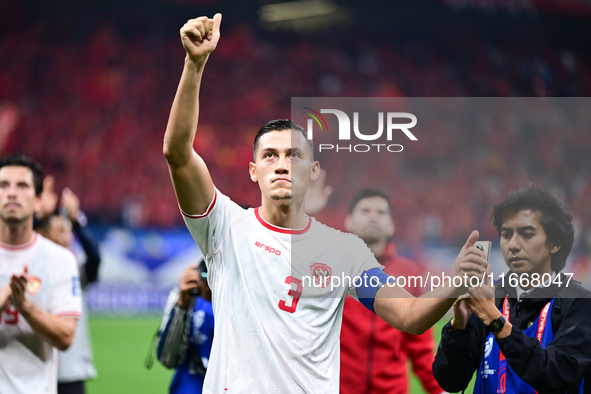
[487,315,506,333]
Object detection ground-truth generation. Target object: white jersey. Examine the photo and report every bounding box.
[57,297,96,383]
[0,233,83,394]
[58,257,97,383]
[182,190,383,394]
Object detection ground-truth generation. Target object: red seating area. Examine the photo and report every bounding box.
[1,1,591,246]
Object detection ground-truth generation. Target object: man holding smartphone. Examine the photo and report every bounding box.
[433,186,591,394]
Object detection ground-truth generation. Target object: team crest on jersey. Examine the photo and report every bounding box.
[26,276,42,295]
[309,263,332,288]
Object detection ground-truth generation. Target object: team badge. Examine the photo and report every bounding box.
[309,263,332,288]
[484,336,494,358]
[26,276,42,295]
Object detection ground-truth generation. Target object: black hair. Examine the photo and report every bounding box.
[252,119,314,161]
[0,154,44,196]
[491,186,574,272]
[34,210,61,232]
[349,189,392,216]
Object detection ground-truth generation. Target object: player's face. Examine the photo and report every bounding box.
[0,166,40,225]
[499,209,560,276]
[345,196,394,245]
[249,129,319,202]
[42,216,72,248]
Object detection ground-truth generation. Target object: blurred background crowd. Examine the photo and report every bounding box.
[1,0,590,287]
[2,1,591,392]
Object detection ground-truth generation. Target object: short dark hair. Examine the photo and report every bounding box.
[491,186,574,272]
[349,189,392,216]
[0,154,44,196]
[252,119,314,161]
[35,210,61,232]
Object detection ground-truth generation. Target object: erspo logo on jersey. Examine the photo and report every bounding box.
[255,241,282,256]
[302,107,417,153]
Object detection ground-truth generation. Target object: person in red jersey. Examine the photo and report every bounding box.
[339,189,444,394]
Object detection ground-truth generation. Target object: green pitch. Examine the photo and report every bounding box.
[87,316,174,394]
[87,316,475,394]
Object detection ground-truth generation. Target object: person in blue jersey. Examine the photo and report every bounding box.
[157,260,214,394]
[433,186,591,394]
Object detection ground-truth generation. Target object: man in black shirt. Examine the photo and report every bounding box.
[433,186,591,394]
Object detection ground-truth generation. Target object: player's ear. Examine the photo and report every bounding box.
[549,244,561,254]
[310,161,320,181]
[249,162,257,183]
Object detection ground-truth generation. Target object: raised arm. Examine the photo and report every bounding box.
[163,14,222,215]
[374,230,488,335]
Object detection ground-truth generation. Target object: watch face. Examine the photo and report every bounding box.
[490,316,506,332]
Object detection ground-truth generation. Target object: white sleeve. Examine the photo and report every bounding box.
[48,248,83,318]
[181,188,247,257]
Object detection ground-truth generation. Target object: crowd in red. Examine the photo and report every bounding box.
[1,1,591,249]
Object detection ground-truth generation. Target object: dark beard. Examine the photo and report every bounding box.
[271,195,292,201]
[1,215,29,226]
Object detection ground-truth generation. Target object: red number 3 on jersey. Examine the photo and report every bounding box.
[278,276,302,313]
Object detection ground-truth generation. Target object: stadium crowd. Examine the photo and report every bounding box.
[1,1,591,251]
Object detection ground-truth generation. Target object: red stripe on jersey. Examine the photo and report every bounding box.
[181,190,218,219]
[254,207,311,235]
[55,311,82,318]
[0,232,38,251]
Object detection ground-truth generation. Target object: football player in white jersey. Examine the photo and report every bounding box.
[163,14,488,393]
[0,154,82,394]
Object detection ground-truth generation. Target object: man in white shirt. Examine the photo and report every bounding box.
[163,14,488,393]
[0,154,82,394]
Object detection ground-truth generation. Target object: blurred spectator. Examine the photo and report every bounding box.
[156,261,214,394]
[0,1,590,257]
[36,177,100,394]
[339,189,443,394]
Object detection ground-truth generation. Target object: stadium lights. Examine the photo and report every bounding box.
[259,0,338,23]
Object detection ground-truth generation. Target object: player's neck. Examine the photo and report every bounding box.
[0,220,34,246]
[367,239,389,258]
[260,199,307,229]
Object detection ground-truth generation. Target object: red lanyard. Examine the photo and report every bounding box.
[499,296,551,358]
[497,296,551,394]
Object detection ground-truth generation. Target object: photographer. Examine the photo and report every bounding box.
[157,261,214,394]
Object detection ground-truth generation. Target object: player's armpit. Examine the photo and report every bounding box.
[167,151,215,216]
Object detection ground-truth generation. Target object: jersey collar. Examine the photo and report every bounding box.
[0,232,38,251]
[254,207,311,235]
